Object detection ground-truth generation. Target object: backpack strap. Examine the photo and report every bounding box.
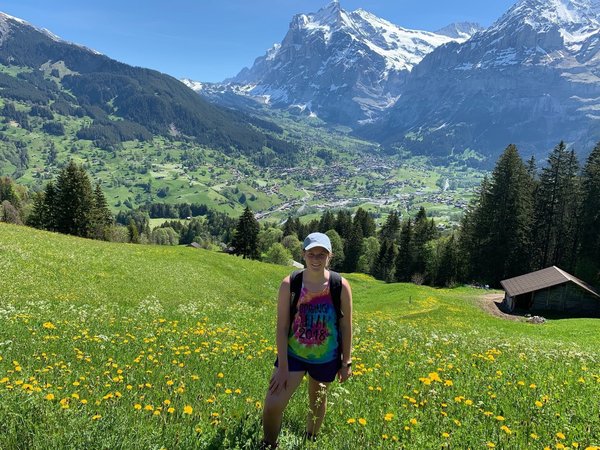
[289,270,304,326]
[328,270,344,322]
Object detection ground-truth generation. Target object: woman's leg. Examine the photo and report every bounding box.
[262,370,305,446]
[306,376,330,437]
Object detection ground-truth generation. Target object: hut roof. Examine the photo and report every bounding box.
[501,266,600,298]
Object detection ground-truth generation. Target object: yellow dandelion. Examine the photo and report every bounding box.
[347,418,356,424]
[410,418,418,425]
[429,372,441,382]
[556,432,565,440]
[556,444,566,450]
[535,400,543,407]
[384,413,394,421]
[487,443,496,448]
[45,393,55,401]
[92,415,101,420]
[144,405,154,411]
[166,380,174,386]
[530,433,539,440]
[500,425,511,435]
[217,372,224,378]
[183,405,193,415]
[358,418,367,426]
[495,415,505,421]
[167,407,175,414]
[442,432,450,438]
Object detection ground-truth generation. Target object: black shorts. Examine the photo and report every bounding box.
[275,353,341,383]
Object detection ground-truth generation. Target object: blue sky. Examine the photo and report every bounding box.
[2,0,517,82]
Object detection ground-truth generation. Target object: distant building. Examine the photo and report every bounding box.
[501,266,600,317]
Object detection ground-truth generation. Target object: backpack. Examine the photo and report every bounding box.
[289,270,344,328]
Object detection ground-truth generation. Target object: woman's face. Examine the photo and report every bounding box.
[303,247,331,271]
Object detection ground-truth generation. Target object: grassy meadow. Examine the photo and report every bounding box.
[0,223,599,449]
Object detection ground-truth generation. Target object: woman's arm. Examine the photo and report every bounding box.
[338,277,353,382]
[269,276,292,393]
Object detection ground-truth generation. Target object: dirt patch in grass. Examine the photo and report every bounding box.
[477,293,524,321]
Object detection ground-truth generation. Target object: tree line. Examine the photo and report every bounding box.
[2,140,598,288]
[230,142,600,288]
[0,163,237,247]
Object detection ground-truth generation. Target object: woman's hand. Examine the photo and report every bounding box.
[338,365,352,382]
[269,367,290,394]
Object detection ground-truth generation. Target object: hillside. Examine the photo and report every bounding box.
[1,223,599,448]
[0,12,298,162]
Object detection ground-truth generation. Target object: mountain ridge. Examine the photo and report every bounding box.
[364,0,600,162]
[0,11,298,163]
[204,2,482,125]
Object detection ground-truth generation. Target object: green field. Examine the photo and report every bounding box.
[1,223,599,449]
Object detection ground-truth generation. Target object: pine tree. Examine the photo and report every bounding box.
[434,234,460,287]
[282,216,297,237]
[577,142,600,284]
[89,183,114,240]
[343,221,363,273]
[458,176,492,282]
[412,207,437,276]
[128,219,140,244]
[334,210,353,240]
[379,211,401,243]
[318,211,336,233]
[231,206,260,259]
[532,142,580,270]
[325,229,345,271]
[373,240,397,283]
[353,208,376,238]
[54,161,95,237]
[460,145,534,286]
[395,218,413,282]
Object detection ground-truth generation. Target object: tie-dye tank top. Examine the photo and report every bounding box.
[288,284,339,364]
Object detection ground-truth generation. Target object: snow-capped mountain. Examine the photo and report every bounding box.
[435,22,483,40]
[209,1,481,125]
[368,0,600,162]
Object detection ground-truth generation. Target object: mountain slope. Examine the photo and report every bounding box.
[0,12,297,160]
[212,1,480,126]
[366,0,600,162]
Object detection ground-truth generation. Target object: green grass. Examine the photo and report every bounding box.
[1,223,599,449]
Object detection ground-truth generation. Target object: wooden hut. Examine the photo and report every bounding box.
[501,266,600,316]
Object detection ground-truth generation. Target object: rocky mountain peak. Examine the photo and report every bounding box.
[435,22,484,40]
[491,0,600,44]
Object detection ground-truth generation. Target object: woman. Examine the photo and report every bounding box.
[261,232,353,449]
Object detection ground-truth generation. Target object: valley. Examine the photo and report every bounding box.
[0,91,482,226]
